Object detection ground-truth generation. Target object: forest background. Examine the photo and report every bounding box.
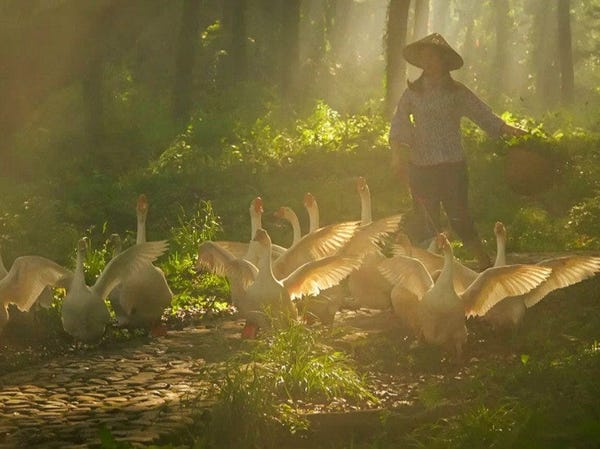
[0,0,599,271]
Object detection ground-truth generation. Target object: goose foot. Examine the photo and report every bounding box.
[150,322,168,337]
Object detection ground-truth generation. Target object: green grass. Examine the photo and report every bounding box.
[197,322,377,449]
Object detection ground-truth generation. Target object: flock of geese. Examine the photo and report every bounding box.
[197,177,600,357]
[1,178,599,358]
[0,195,171,343]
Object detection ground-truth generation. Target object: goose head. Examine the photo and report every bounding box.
[303,192,315,209]
[251,196,264,216]
[252,228,271,249]
[356,176,372,224]
[78,237,90,257]
[109,233,122,255]
[436,233,452,256]
[274,206,287,220]
[248,196,264,240]
[303,193,319,232]
[356,176,369,194]
[494,221,506,240]
[137,194,148,220]
[494,221,507,266]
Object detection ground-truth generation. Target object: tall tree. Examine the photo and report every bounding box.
[412,0,429,40]
[172,0,201,124]
[557,0,574,104]
[0,0,121,177]
[221,0,248,86]
[82,4,118,149]
[530,0,560,108]
[385,0,411,118]
[492,0,510,97]
[430,0,449,35]
[279,0,301,105]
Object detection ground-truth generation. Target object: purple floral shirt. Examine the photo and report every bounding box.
[389,81,505,166]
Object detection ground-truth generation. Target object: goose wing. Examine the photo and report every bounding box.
[341,214,403,257]
[197,241,257,290]
[0,256,72,311]
[212,241,251,260]
[282,256,361,301]
[92,240,169,300]
[273,220,360,279]
[377,255,434,299]
[197,241,239,276]
[523,256,600,308]
[224,258,259,290]
[461,264,552,318]
[393,238,445,274]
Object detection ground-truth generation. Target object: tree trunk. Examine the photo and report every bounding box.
[557,0,574,104]
[172,0,201,124]
[531,1,559,109]
[280,0,301,105]
[412,0,429,40]
[326,0,351,57]
[430,0,449,36]
[0,0,122,177]
[221,0,248,86]
[385,0,411,118]
[82,49,105,148]
[82,5,116,150]
[492,0,510,97]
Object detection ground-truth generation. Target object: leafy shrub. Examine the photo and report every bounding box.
[566,192,600,249]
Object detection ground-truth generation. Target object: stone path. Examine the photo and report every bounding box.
[0,320,245,449]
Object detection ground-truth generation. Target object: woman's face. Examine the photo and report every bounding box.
[420,46,445,75]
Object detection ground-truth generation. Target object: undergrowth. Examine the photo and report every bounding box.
[197,322,377,449]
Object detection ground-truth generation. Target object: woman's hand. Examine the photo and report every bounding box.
[502,123,528,137]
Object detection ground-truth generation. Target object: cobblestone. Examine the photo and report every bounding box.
[0,319,245,448]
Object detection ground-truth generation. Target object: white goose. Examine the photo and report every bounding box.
[198,229,361,337]
[0,251,72,335]
[378,233,552,357]
[110,195,174,335]
[246,228,361,335]
[345,176,403,310]
[61,237,169,344]
[276,196,363,324]
[484,221,600,329]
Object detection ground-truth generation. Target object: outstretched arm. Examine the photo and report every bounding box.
[461,85,527,137]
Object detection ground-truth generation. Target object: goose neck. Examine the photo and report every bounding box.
[360,190,372,225]
[136,214,147,244]
[307,206,319,233]
[437,248,455,287]
[250,211,262,240]
[494,234,506,267]
[287,211,302,244]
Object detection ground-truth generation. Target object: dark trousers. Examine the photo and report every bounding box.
[405,161,481,245]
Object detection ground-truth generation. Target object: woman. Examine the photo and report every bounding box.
[389,33,526,270]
